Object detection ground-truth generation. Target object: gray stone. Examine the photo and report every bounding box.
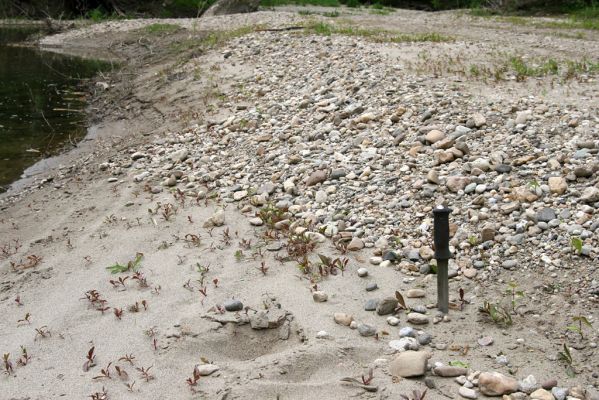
[551,387,568,400]
[366,282,378,291]
[407,313,429,325]
[417,333,432,345]
[224,299,243,312]
[357,323,377,337]
[537,208,556,223]
[433,365,467,377]
[389,337,420,351]
[364,299,379,311]
[376,297,398,315]
[389,351,430,378]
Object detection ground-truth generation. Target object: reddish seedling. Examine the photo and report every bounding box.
[198,286,208,304]
[184,234,201,247]
[3,353,13,375]
[361,368,374,385]
[136,365,154,382]
[152,338,158,351]
[186,365,201,388]
[187,216,193,224]
[109,276,129,290]
[17,346,31,366]
[96,305,111,315]
[118,354,136,366]
[83,347,96,372]
[126,381,136,392]
[459,288,465,310]
[17,312,32,325]
[34,326,51,340]
[113,308,123,320]
[0,239,21,259]
[212,278,219,288]
[89,386,108,400]
[84,255,92,264]
[15,295,23,306]
[183,279,193,291]
[151,285,161,295]
[132,272,149,288]
[257,261,269,276]
[161,203,176,221]
[10,254,42,270]
[128,302,140,313]
[93,362,112,380]
[141,300,148,310]
[115,365,129,381]
[221,228,232,246]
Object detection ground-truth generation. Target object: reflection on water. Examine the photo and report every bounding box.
[0,26,112,192]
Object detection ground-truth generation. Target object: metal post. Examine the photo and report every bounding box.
[433,205,452,314]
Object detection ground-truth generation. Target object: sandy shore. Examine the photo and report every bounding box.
[1,8,598,400]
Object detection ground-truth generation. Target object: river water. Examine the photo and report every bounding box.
[0,26,111,192]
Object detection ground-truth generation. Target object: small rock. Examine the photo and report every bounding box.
[407,289,426,298]
[530,388,554,400]
[366,282,378,291]
[316,331,330,339]
[312,291,328,302]
[387,316,400,326]
[433,365,468,377]
[203,209,225,228]
[479,371,519,396]
[357,323,377,337]
[417,333,432,345]
[399,327,416,337]
[306,170,327,186]
[347,237,365,251]
[541,379,557,390]
[551,387,568,400]
[426,130,445,144]
[459,386,478,399]
[548,177,567,194]
[407,313,429,325]
[478,336,494,346]
[195,364,219,376]
[519,375,539,394]
[376,297,398,315]
[334,313,353,326]
[389,351,430,378]
[249,217,264,226]
[389,337,419,352]
[357,268,369,277]
[580,187,599,203]
[223,299,243,312]
[364,299,379,311]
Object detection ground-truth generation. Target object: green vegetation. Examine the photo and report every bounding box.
[304,21,452,42]
[145,23,181,34]
[261,0,341,6]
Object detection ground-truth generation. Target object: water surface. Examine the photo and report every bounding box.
[0,26,111,192]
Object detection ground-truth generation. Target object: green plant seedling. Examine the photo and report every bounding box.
[106,252,143,274]
[505,282,524,312]
[558,343,576,377]
[571,237,583,254]
[566,315,592,339]
[448,360,469,368]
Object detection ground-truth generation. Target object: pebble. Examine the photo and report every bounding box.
[364,299,379,311]
[459,387,478,399]
[387,316,400,326]
[479,371,519,396]
[357,323,377,337]
[376,297,398,315]
[406,288,426,298]
[312,291,328,302]
[399,327,416,337]
[433,365,468,377]
[223,299,243,312]
[478,336,494,346]
[407,313,429,325]
[389,337,420,351]
[357,268,369,277]
[195,364,220,376]
[366,282,378,291]
[333,313,353,326]
[389,351,430,378]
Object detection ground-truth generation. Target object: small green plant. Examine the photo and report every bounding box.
[145,23,180,34]
[106,253,143,274]
[558,343,576,377]
[467,235,478,246]
[480,301,512,327]
[571,237,583,254]
[505,282,524,312]
[448,360,469,368]
[566,315,592,339]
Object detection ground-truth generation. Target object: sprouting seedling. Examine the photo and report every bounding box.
[113,308,124,320]
[361,368,374,385]
[89,387,108,400]
[106,252,143,274]
[505,282,524,312]
[566,315,592,339]
[558,343,576,377]
[83,347,96,372]
[128,302,141,313]
[136,365,154,382]
[126,381,136,392]
[186,365,201,389]
[93,362,112,380]
[161,203,176,221]
[212,278,219,288]
[132,271,149,288]
[183,279,193,291]
[118,354,136,366]
[184,234,202,247]
[480,301,513,327]
[459,288,465,310]
[96,304,111,314]
[257,261,269,276]
[115,365,129,381]
[234,249,244,261]
[571,237,583,254]
[141,300,148,310]
[15,295,23,306]
[109,276,129,290]
[152,338,158,351]
[3,353,13,375]
[17,346,31,366]
[17,312,32,325]
[34,326,51,340]
[198,286,208,304]
[152,285,161,295]
[187,216,193,224]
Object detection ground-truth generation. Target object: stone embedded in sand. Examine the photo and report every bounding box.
[387,316,400,326]
[249,309,287,330]
[376,297,398,315]
[248,217,263,226]
[170,148,188,163]
[407,313,429,325]
[530,389,553,400]
[312,291,328,302]
[581,186,599,203]
[406,289,425,298]
[203,209,225,228]
[306,170,327,186]
[357,268,369,277]
[478,371,519,396]
[459,386,478,399]
[223,299,243,312]
[233,190,248,201]
[548,176,567,194]
[446,176,470,193]
[334,313,353,326]
[478,336,494,346]
[433,365,467,377]
[389,351,430,378]
[357,323,376,337]
[389,337,419,352]
[519,375,539,394]
[196,364,219,376]
[426,129,445,144]
[347,237,364,251]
